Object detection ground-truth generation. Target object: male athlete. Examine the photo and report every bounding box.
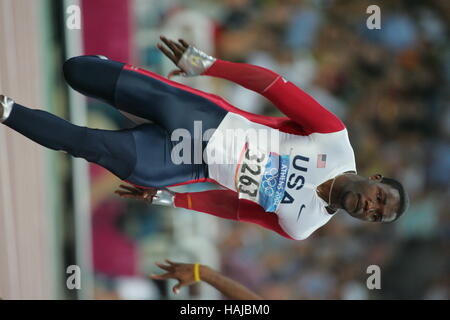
[1,36,408,240]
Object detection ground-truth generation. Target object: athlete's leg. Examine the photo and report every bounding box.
[2,101,205,187]
[63,55,124,106]
[115,65,228,134]
[2,102,136,180]
[126,124,208,187]
[63,56,228,134]
[62,56,224,185]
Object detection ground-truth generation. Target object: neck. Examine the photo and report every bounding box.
[317,171,356,210]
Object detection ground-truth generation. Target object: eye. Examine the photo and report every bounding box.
[377,192,382,202]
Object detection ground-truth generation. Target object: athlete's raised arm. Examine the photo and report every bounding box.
[158,36,345,134]
[115,184,294,240]
[151,259,263,300]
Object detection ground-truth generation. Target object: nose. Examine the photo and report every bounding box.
[364,199,376,214]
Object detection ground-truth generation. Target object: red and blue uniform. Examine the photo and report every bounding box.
[2,56,356,240]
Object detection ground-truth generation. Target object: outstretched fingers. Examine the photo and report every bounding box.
[151,272,173,281]
[178,39,189,49]
[155,261,173,271]
[157,42,178,64]
[158,36,190,65]
[159,36,182,56]
[171,40,185,54]
[151,260,190,295]
[163,36,183,54]
[165,259,176,266]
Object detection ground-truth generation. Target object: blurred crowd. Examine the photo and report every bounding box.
[90,0,449,299]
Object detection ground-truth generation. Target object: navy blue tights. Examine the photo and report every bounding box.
[3,56,227,187]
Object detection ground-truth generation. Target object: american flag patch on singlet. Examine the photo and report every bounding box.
[317,154,327,168]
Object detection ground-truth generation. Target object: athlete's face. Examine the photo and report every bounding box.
[340,174,400,222]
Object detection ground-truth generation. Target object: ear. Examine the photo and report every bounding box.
[369,173,383,181]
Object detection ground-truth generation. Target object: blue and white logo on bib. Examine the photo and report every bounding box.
[258,153,290,212]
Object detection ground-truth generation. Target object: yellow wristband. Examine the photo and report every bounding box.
[194,263,201,282]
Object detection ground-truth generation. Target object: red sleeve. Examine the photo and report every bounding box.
[203,59,345,134]
[174,189,294,240]
[174,189,240,220]
[238,199,294,240]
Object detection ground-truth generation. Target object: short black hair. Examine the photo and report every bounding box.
[380,177,409,221]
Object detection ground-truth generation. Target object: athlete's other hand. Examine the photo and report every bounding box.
[157,35,189,78]
[151,260,198,295]
[114,184,157,203]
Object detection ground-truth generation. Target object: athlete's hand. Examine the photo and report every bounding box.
[114,184,157,203]
[151,260,198,294]
[157,35,190,78]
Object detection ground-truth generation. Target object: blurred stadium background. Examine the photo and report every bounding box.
[0,0,449,300]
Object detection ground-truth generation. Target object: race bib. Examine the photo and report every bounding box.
[235,143,290,212]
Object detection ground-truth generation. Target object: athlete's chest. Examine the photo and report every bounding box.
[236,133,348,213]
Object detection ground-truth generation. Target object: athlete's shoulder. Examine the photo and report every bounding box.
[310,126,351,147]
[319,128,357,172]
